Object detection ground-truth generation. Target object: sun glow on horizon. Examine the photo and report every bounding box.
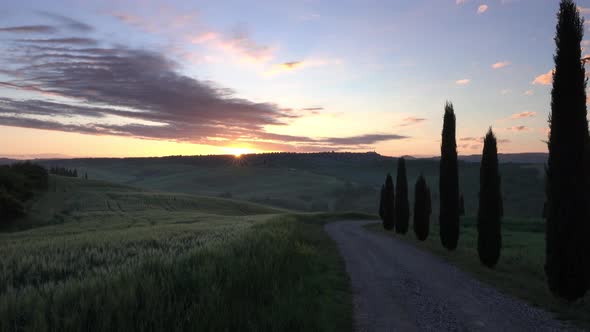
[224,146,256,157]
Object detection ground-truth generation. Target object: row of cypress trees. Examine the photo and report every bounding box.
[379,158,432,240]
[379,103,503,269]
[380,0,589,302]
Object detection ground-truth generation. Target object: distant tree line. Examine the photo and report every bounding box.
[377,0,590,302]
[49,166,78,178]
[0,162,48,222]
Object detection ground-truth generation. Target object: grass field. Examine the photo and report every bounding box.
[367,217,590,329]
[0,176,357,331]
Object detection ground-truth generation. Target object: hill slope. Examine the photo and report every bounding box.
[0,176,353,331]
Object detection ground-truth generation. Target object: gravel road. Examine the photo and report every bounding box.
[325,220,580,332]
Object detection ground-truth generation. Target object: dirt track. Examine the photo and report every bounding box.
[325,220,578,332]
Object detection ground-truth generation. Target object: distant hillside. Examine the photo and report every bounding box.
[33,152,546,218]
[458,153,548,164]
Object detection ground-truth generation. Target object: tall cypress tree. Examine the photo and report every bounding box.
[382,174,395,230]
[395,157,410,234]
[413,175,431,241]
[545,0,590,300]
[439,102,460,250]
[477,128,502,268]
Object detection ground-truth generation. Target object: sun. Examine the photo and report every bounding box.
[224,147,253,158]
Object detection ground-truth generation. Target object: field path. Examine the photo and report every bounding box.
[325,220,577,332]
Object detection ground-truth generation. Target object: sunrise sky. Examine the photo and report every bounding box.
[0,0,587,158]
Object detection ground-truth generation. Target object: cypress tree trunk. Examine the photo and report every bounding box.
[477,128,502,268]
[382,174,395,230]
[545,0,590,300]
[439,102,460,250]
[395,157,410,234]
[413,175,431,241]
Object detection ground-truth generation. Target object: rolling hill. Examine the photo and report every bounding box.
[34,152,546,219]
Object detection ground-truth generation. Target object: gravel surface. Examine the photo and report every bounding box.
[325,220,581,332]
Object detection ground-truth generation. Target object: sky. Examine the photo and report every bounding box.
[0,0,587,158]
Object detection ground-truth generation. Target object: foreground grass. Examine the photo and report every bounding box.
[367,217,590,329]
[0,176,353,331]
[1,214,352,331]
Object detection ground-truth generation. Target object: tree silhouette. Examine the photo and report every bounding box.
[413,175,431,241]
[395,157,410,234]
[545,0,590,301]
[382,174,395,230]
[477,128,502,268]
[439,102,460,250]
[459,193,465,216]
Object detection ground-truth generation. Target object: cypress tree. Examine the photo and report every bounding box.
[413,175,431,241]
[395,157,410,234]
[439,102,460,250]
[382,174,395,230]
[459,193,465,216]
[545,0,590,300]
[477,128,502,268]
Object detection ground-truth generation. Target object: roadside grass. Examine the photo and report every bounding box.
[366,217,590,329]
[0,177,352,331]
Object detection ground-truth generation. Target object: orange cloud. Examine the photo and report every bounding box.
[477,4,489,14]
[532,69,553,85]
[511,111,536,119]
[265,58,341,76]
[456,79,470,85]
[280,61,304,70]
[492,61,511,69]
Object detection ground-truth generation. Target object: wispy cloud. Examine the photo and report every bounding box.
[456,0,468,4]
[477,4,489,14]
[206,26,275,63]
[456,79,471,85]
[506,125,532,132]
[190,31,219,44]
[36,11,93,32]
[511,111,536,119]
[532,69,553,85]
[16,37,97,45]
[460,136,483,142]
[0,25,57,34]
[265,58,341,75]
[500,89,511,95]
[398,117,427,127]
[492,61,511,69]
[524,89,534,96]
